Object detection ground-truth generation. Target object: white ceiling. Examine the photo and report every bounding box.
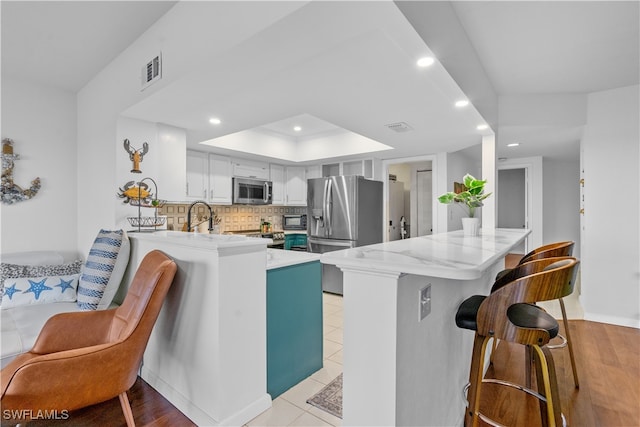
[1,1,177,92]
[452,1,640,95]
[2,1,638,164]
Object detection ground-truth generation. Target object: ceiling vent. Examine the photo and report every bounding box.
[141,53,162,91]
[385,122,413,133]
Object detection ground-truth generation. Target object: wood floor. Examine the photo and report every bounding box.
[2,320,637,427]
[481,320,640,427]
[0,377,196,427]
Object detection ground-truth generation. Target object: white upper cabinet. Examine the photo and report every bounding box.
[305,165,322,180]
[285,166,307,206]
[232,159,269,180]
[270,164,285,205]
[321,158,381,181]
[186,150,208,200]
[185,150,232,204]
[209,154,232,204]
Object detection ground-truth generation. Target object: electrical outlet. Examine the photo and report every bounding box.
[419,284,431,321]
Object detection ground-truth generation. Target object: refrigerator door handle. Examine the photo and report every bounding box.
[322,179,329,235]
[326,179,333,236]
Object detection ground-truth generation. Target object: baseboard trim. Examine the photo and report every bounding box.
[583,312,640,329]
[141,366,272,426]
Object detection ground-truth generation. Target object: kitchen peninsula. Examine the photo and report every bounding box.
[321,228,530,427]
[120,231,272,426]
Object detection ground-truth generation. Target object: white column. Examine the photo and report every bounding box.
[482,134,496,229]
[342,268,401,426]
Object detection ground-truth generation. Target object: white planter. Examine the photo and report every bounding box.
[461,217,480,236]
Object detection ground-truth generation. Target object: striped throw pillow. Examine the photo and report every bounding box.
[77,230,128,310]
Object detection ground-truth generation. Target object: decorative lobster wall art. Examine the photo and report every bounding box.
[123,139,149,173]
[1,138,41,205]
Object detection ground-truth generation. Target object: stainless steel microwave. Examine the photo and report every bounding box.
[232,177,273,205]
[283,214,307,230]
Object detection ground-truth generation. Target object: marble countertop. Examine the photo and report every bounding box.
[266,248,321,270]
[320,228,530,280]
[127,230,271,250]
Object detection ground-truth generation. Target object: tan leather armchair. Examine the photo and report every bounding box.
[1,250,177,426]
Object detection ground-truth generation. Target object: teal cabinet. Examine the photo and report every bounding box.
[284,233,307,250]
[267,261,322,398]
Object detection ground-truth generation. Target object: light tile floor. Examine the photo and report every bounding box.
[247,292,343,427]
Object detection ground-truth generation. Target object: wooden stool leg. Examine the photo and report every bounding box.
[525,345,534,389]
[119,391,136,427]
[465,333,491,427]
[559,298,579,388]
[533,345,562,427]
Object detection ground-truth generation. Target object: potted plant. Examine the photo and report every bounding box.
[438,174,491,236]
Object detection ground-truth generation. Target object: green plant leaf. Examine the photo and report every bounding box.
[438,193,456,204]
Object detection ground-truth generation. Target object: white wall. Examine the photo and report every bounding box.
[445,145,481,231]
[115,117,186,231]
[77,1,303,255]
[581,85,639,328]
[1,78,79,259]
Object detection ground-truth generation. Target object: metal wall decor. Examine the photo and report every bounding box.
[1,138,41,204]
[123,139,149,173]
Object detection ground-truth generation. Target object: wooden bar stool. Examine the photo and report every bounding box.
[456,257,580,427]
[499,241,575,277]
[495,241,579,389]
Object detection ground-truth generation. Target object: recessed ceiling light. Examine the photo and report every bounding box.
[455,99,469,108]
[477,124,489,130]
[507,143,520,147]
[293,126,302,132]
[417,57,435,67]
[209,118,221,125]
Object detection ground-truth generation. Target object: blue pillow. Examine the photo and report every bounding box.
[77,230,130,311]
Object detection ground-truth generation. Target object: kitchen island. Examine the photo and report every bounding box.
[121,231,272,426]
[266,249,322,398]
[320,228,530,427]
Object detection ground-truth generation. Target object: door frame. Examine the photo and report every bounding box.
[382,154,444,242]
[497,157,543,252]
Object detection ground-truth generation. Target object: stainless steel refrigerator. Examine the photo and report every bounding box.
[307,175,383,294]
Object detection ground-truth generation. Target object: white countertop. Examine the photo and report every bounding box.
[127,230,271,250]
[320,228,530,280]
[266,248,321,270]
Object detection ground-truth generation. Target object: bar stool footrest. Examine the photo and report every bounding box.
[464,379,567,427]
[547,333,568,349]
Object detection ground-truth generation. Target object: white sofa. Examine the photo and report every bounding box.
[1,231,130,368]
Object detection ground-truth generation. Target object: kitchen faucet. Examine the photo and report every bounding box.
[187,200,213,233]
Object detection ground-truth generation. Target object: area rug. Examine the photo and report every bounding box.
[306,374,343,419]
